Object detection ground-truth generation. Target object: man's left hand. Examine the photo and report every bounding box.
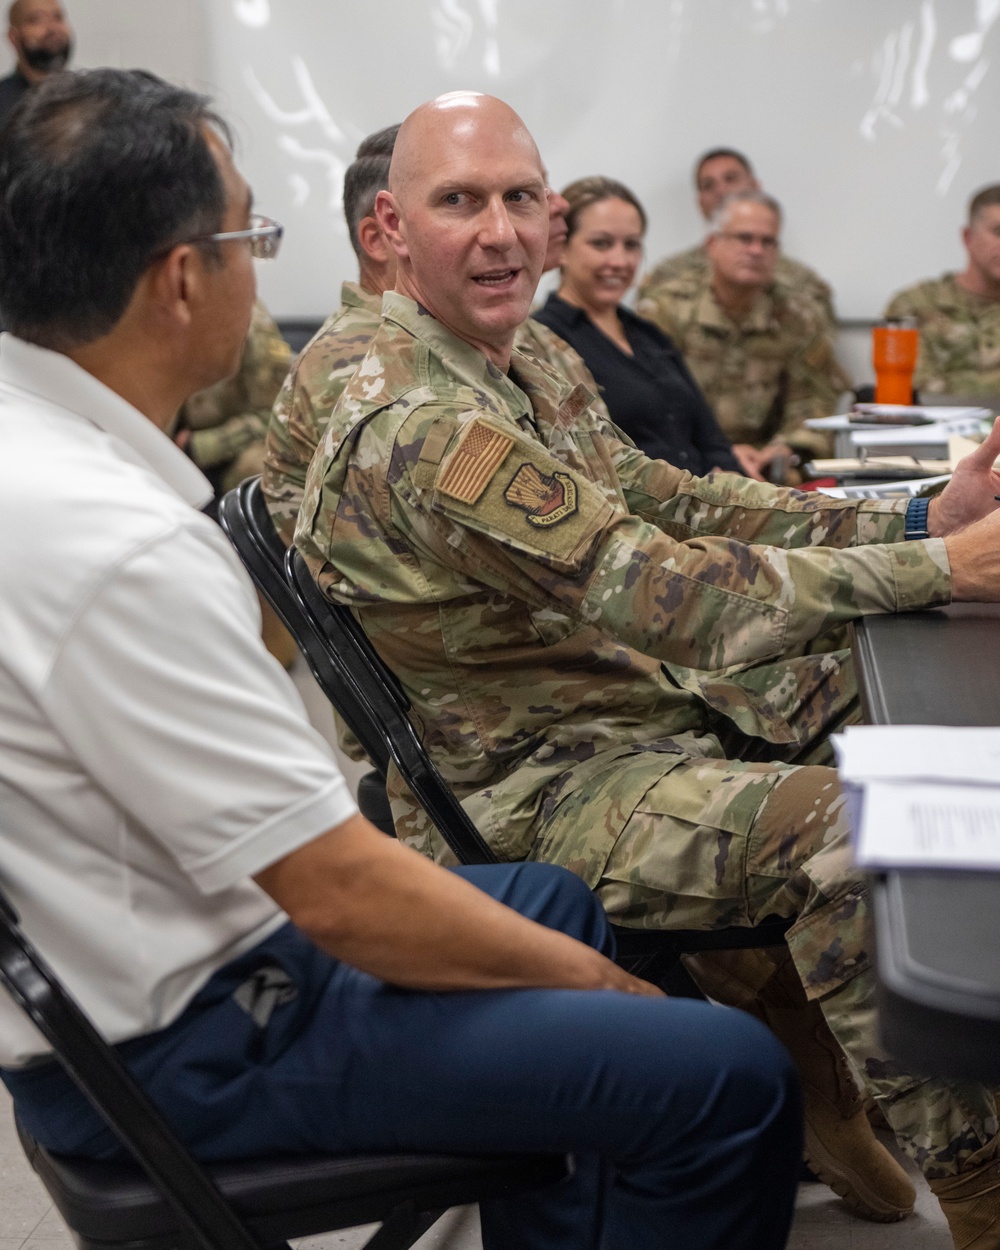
[929,417,1000,536]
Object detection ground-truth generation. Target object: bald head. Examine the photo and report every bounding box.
[389,92,541,202]
[376,92,548,369]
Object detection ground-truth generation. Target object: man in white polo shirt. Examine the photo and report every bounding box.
[0,69,803,1249]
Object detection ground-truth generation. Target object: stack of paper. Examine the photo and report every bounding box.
[835,725,1000,870]
[806,434,994,487]
[812,473,951,501]
[805,407,992,461]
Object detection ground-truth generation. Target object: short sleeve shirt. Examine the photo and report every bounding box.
[0,335,357,1066]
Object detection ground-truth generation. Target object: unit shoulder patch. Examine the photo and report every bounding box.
[436,419,515,504]
[504,462,578,527]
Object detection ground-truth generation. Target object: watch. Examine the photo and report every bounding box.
[904,496,931,540]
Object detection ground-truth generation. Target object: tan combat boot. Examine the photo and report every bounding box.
[686,948,916,1222]
[928,1135,1000,1249]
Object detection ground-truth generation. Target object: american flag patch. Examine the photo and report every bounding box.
[436,420,515,504]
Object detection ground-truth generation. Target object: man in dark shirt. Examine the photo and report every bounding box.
[0,0,71,127]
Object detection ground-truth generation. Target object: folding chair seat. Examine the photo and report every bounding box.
[0,885,569,1250]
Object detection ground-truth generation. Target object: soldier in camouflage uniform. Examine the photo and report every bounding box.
[884,183,1000,399]
[261,129,606,769]
[644,244,834,326]
[263,143,607,548]
[298,94,1000,1249]
[263,126,400,546]
[182,297,291,498]
[639,147,835,327]
[637,191,850,480]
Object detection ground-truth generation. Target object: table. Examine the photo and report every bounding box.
[850,604,1000,1082]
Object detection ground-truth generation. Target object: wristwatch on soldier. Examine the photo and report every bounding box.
[903,496,931,540]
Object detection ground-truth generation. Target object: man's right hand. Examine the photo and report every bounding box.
[944,507,1000,601]
[929,416,1000,537]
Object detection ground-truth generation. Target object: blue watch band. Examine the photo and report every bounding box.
[904,496,931,540]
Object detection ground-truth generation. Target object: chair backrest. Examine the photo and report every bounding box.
[217,479,391,777]
[285,549,498,868]
[0,887,263,1250]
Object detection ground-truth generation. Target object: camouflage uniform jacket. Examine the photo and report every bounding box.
[183,299,291,489]
[297,293,949,875]
[263,282,383,545]
[640,243,836,327]
[263,292,612,546]
[635,271,850,458]
[260,293,613,770]
[884,273,1000,398]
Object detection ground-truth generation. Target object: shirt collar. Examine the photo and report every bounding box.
[541,291,590,330]
[697,283,776,333]
[0,334,214,510]
[943,273,995,310]
[341,281,382,313]
[380,291,531,414]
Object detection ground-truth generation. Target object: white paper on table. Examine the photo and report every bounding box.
[851,423,958,448]
[854,779,1000,869]
[854,418,986,445]
[834,725,1000,786]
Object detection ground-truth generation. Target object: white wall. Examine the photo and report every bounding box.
[8,0,1000,340]
[195,0,1000,323]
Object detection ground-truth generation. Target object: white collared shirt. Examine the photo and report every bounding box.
[0,335,357,1066]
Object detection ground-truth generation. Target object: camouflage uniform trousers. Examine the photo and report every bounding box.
[587,654,996,1180]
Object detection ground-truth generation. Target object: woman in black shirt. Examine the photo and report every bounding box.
[533,176,746,477]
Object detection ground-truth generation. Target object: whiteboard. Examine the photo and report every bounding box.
[157,1,1000,319]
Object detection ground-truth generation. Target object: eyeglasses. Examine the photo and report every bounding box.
[717,231,780,251]
[193,213,284,260]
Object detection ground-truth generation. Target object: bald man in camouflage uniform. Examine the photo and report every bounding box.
[298,93,1000,1249]
[262,127,607,777]
[885,183,1000,400]
[263,135,607,546]
[639,147,835,327]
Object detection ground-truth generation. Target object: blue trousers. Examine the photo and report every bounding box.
[5,863,801,1249]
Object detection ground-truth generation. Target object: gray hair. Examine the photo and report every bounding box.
[709,189,782,235]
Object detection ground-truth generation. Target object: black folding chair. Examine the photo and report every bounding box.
[219,478,495,866]
[218,477,393,834]
[0,883,569,1250]
[218,479,789,988]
